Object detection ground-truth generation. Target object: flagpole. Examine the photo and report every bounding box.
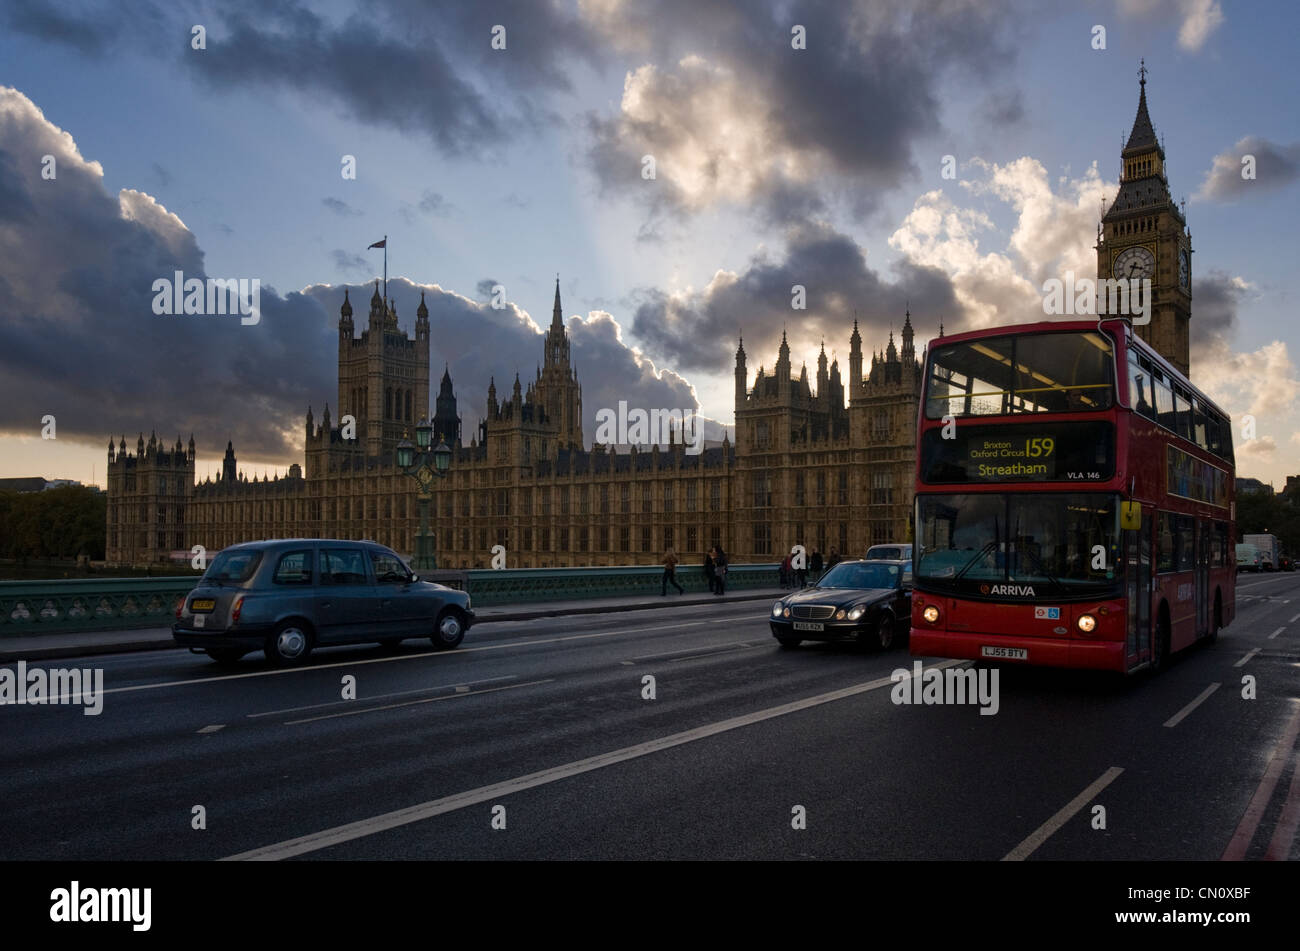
[383,234,387,302]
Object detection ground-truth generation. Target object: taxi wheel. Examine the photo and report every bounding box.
[432,609,466,650]
[265,620,313,666]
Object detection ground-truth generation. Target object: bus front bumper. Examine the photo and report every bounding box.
[910,629,1126,672]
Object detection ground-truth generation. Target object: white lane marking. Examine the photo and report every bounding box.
[284,678,555,726]
[1163,683,1221,728]
[196,724,225,734]
[1269,627,1286,640]
[632,640,754,660]
[668,645,758,663]
[1290,614,1300,624]
[1002,766,1124,861]
[224,660,967,860]
[1234,649,1260,668]
[246,676,517,718]
[56,626,704,702]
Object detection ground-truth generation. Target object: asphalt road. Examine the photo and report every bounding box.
[3,574,1298,860]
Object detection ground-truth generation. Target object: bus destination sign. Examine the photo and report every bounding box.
[921,421,1114,484]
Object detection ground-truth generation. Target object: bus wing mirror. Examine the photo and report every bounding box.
[1120,501,1142,531]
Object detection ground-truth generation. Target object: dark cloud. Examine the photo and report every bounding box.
[1196,136,1300,202]
[417,190,452,216]
[322,196,362,217]
[1189,269,1247,360]
[3,2,124,56]
[584,0,1028,225]
[629,222,962,375]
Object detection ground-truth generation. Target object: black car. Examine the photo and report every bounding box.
[769,558,912,650]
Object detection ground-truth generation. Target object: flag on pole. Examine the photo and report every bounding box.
[368,236,388,301]
[368,239,386,249]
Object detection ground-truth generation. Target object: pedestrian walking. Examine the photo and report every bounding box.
[714,546,728,595]
[661,546,684,595]
[779,551,792,589]
[703,549,717,594]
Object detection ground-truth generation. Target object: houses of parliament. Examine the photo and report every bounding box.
[106,71,1193,568]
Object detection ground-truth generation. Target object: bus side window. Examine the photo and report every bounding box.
[1153,376,1175,433]
[1128,354,1155,419]
[1157,512,1175,573]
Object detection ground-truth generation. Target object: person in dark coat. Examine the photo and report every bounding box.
[810,546,823,582]
[713,546,728,595]
[661,546,684,596]
[703,550,717,594]
[827,547,842,569]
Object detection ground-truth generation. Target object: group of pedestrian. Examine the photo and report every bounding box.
[774,543,842,588]
[660,545,728,596]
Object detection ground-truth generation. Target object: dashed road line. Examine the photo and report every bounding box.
[1002,767,1125,861]
[283,678,556,726]
[1234,649,1260,668]
[1163,683,1220,728]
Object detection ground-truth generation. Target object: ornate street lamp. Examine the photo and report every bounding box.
[396,422,450,571]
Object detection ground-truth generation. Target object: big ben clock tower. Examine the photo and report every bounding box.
[1096,61,1193,376]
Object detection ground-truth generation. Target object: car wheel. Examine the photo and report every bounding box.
[265,620,313,666]
[431,609,466,650]
[776,635,802,649]
[206,647,245,666]
[875,615,896,650]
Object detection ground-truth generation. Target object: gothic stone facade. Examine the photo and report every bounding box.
[107,279,924,568]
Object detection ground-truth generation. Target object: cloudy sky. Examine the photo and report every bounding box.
[1,0,1297,488]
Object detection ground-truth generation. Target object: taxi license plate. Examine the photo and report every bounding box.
[192,615,206,629]
[981,646,1027,660]
[190,599,215,612]
[793,621,824,632]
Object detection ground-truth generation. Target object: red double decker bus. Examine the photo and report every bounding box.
[910,318,1234,673]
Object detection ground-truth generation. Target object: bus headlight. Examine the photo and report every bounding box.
[1077,614,1097,633]
[847,606,865,621]
[772,602,784,617]
[922,605,940,624]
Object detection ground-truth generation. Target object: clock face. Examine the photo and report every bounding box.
[1179,249,1189,288]
[1113,245,1155,281]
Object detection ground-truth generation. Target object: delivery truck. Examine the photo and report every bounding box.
[1243,534,1279,571]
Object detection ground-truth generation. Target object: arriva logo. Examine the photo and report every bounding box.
[985,584,1036,597]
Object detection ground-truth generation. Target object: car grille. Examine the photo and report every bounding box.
[792,605,837,620]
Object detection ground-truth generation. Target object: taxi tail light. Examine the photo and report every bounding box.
[174,596,185,619]
[231,595,245,625]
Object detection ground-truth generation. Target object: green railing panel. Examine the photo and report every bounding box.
[0,564,780,634]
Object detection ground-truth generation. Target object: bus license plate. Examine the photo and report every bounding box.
[981,646,1027,660]
[793,621,824,632]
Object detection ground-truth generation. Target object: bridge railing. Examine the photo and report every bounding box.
[0,563,780,636]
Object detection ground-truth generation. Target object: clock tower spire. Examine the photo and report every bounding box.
[1096,60,1192,376]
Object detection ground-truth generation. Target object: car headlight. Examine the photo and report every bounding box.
[847,606,865,621]
[835,608,846,620]
[772,602,784,617]
[922,605,940,623]
[1077,613,1096,633]
[783,607,791,618]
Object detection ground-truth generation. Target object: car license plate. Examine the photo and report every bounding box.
[793,621,824,632]
[191,599,215,612]
[192,615,206,629]
[981,646,1027,660]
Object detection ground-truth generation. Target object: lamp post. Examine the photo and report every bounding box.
[395,417,451,570]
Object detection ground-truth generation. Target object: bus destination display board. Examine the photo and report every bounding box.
[920,421,1114,484]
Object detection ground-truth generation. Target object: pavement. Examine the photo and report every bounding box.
[0,586,787,661]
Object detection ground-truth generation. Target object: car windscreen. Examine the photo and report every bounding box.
[818,563,900,590]
[201,549,262,584]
